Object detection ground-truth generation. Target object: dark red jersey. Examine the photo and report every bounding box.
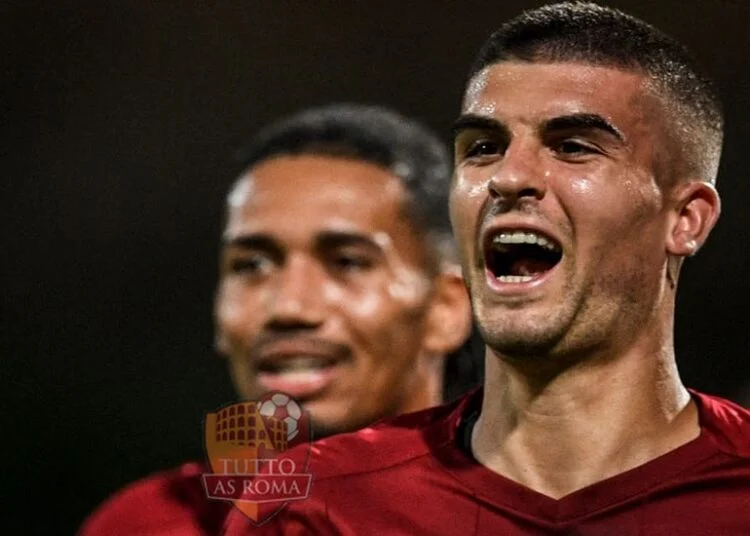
[223,389,750,535]
[79,462,229,536]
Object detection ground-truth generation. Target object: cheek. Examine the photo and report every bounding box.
[321,280,345,304]
[450,173,485,245]
[337,274,431,349]
[346,291,384,320]
[569,176,594,198]
[564,174,665,287]
[343,290,426,379]
[567,173,660,232]
[216,281,264,339]
[344,285,428,325]
[567,176,615,229]
[346,232,432,323]
[386,266,431,305]
[321,279,384,321]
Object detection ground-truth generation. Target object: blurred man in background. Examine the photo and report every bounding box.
[216,103,474,438]
[79,104,474,535]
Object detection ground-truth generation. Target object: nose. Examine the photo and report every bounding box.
[487,142,547,205]
[266,255,326,330]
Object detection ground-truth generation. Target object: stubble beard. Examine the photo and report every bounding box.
[477,307,570,361]
[471,279,588,364]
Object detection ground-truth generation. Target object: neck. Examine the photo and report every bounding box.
[402,354,445,414]
[472,319,699,499]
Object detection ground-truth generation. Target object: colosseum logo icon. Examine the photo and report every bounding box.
[202,391,312,524]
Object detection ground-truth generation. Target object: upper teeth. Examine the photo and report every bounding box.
[492,231,560,252]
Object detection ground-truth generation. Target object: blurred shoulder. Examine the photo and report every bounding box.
[297,392,476,482]
[224,393,479,535]
[78,461,229,536]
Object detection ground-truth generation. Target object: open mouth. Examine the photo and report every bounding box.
[485,230,562,283]
[253,343,349,399]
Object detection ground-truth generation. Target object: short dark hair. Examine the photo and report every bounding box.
[468,1,723,184]
[233,103,455,265]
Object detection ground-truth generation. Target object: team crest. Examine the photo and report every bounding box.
[202,391,312,525]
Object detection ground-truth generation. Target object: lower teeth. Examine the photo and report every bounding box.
[497,275,534,283]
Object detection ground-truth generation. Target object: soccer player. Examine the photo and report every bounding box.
[78,104,473,535]
[224,3,750,535]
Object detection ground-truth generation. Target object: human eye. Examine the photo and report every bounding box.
[553,138,602,160]
[330,250,375,274]
[465,139,501,159]
[227,252,275,277]
[455,131,504,164]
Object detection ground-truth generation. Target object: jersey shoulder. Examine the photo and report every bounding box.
[78,461,229,536]
[303,394,471,482]
[224,394,478,536]
[693,390,750,458]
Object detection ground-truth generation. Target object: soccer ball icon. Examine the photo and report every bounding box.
[258,392,302,441]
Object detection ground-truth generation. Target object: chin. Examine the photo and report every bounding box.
[489,340,559,361]
[481,324,567,361]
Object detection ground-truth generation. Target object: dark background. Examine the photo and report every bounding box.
[3,1,749,534]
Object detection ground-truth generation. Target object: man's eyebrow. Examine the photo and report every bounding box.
[223,233,280,253]
[543,113,626,143]
[452,114,508,139]
[316,231,383,252]
[223,231,383,252]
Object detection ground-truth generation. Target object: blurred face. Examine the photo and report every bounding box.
[216,155,438,437]
[451,62,673,360]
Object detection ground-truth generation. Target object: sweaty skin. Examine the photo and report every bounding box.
[450,61,720,498]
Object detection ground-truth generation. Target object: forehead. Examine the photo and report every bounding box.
[464,61,661,133]
[225,154,415,244]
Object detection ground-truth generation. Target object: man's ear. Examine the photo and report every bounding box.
[422,268,472,356]
[666,180,721,257]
